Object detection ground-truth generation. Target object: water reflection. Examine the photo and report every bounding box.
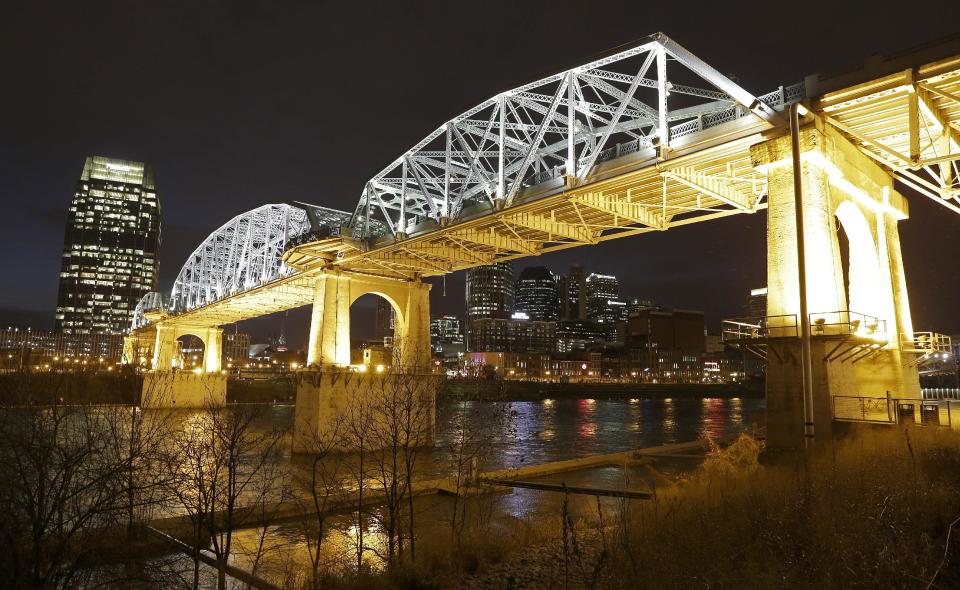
[191,395,764,583]
[434,396,764,472]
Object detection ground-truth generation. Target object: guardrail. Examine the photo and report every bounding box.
[902,332,952,355]
[721,314,798,341]
[833,394,953,428]
[283,225,345,251]
[809,310,886,341]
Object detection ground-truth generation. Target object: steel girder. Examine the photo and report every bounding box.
[348,31,801,240]
[168,203,352,313]
[816,59,960,214]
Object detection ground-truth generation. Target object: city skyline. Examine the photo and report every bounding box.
[3,4,959,344]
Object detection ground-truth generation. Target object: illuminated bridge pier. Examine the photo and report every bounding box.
[124,33,960,451]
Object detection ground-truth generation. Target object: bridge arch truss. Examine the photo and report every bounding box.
[349,32,802,240]
[168,202,352,313]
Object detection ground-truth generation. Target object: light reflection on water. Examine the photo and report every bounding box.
[164,396,765,582]
[432,396,764,473]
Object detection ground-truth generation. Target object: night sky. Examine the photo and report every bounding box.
[2,1,958,346]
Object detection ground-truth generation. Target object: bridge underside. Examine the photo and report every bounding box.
[287,128,771,280]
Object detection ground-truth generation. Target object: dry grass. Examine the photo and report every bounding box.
[285,427,960,588]
[597,428,960,588]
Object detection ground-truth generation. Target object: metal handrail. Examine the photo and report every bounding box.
[832,394,953,429]
[721,314,798,341]
[902,332,952,355]
[808,310,887,342]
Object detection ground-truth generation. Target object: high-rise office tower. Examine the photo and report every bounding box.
[430,315,464,345]
[559,264,587,320]
[514,266,560,321]
[586,272,627,340]
[465,261,514,350]
[55,156,161,334]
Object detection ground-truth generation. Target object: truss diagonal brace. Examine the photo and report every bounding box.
[653,33,784,127]
[916,86,960,154]
[503,212,596,243]
[661,169,754,211]
[572,193,665,229]
[412,242,495,265]
[447,228,538,255]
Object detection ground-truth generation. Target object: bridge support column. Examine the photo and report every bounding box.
[306,272,351,367]
[752,122,920,450]
[140,320,226,408]
[122,328,155,367]
[295,271,436,452]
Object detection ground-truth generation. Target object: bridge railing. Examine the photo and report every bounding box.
[283,224,345,251]
[809,310,887,341]
[721,314,798,342]
[833,394,953,428]
[588,82,807,164]
[901,332,952,355]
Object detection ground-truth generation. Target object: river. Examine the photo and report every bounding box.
[194,395,765,585]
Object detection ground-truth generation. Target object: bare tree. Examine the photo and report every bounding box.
[444,381,513,544]
[292,412,347,589]
[166,400,285,590]
[340,375,377,575]
[0,385,166,589]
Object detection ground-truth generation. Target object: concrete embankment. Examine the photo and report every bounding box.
[442,378,763,401]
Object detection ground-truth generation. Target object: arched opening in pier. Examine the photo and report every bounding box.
[176,334,206,370]
[349,292,401,368]
[834,200,885,326]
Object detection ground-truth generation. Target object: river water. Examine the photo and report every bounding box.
[247,395,764,471]
[197,395,765,585]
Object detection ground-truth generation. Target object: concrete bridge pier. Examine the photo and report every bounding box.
[293,271,437,453]
[127,320,227,408]
[752,122,920,450]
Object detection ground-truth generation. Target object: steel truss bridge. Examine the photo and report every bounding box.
[133,32,960,330]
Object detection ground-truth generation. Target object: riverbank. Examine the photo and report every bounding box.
[0,372,762,405]
[442,378,763,401]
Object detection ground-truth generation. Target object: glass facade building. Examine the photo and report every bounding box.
[514,266,560,322]
[465,261,514,350]
[55,156,161,334]
[586,273,627,325]
[559,264,587,320]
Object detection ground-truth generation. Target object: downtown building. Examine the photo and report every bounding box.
[744,287,768,319]
[55,156,161,335]
[514,266,560,321]
[465,261,514,350]
[469,316,556,354]
[559,265,587,320]
[430,315,465,367]
[623,308,706,382]
[585,273,627,341]
[374,297,396,345]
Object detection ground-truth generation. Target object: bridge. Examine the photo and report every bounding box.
[125,32,960,451]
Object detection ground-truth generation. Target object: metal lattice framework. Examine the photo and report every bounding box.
[815,53,960,213]
[348,32,797,239]
[168,203,351,313]
[131,291,165,330]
